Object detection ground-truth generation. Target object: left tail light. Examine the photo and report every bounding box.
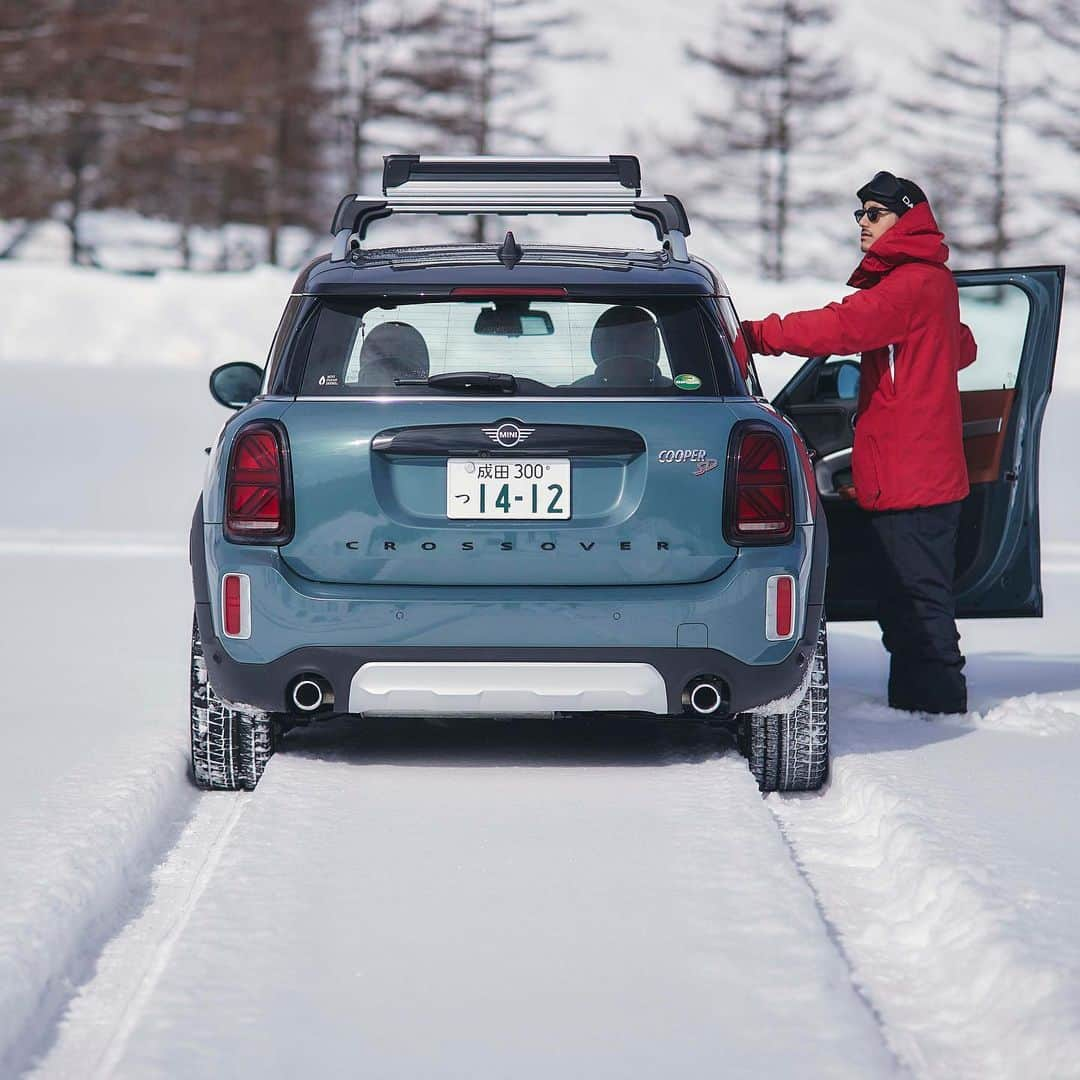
[224,422,293,544]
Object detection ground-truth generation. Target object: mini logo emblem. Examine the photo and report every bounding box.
[482,420,535,448]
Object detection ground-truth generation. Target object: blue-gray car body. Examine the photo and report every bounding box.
[191,248,827,719]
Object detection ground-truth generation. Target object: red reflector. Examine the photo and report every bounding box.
[766,574,796,640]
[730,427,794,543]
[223,575,242,636]
[225,425,290,543]
[776,576,794,638]
[449,286,568,297]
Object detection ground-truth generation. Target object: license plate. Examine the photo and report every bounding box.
[446,459,571,520]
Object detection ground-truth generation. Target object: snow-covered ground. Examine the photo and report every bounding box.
[1,266,1078,1078]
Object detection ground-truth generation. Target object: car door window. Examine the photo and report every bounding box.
[958,283,1030,391]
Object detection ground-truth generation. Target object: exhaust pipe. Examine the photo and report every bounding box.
[291,676,334,713]
[686,678,725,716]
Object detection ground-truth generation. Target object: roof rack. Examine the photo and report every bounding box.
[329,154,692,263]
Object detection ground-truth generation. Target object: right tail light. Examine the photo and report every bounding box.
[224,422,293,544]
[725,424,794,544]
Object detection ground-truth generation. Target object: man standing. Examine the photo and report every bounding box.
[741,172,977,715]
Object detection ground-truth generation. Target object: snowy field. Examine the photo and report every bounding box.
[1,266,1078,1079]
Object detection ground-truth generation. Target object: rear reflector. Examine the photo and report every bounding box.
[221,573,251,639]
[726,425,794,544]
[224,423,292,544]
[766,574,796,641]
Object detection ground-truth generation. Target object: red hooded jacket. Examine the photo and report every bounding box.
[741,203,977,512]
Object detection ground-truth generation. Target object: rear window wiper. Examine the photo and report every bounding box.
[395,371,517,393]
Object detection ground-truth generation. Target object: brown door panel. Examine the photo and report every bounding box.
[961,388,1015,484]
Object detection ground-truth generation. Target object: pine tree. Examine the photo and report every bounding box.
[671,0,854,281]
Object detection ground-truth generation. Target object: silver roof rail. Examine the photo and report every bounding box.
[329,154,691,263]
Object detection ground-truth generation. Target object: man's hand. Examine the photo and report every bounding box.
[740,320,762,354]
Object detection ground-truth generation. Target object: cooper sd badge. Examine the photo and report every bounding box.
[657,448,719,475]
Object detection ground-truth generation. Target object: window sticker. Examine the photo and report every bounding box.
[674,373,702,391]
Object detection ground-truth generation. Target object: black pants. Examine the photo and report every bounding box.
[868,501,967,714]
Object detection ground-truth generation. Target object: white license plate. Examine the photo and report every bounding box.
[446,459,571,520]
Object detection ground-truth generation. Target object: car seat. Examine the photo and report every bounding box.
[575,306,669,387]
[355,322,430,385]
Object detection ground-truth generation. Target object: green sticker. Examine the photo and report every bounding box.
[674,373,702,391]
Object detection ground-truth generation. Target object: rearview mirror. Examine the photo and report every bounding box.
[209,362,263,409]
[473,305,554,337]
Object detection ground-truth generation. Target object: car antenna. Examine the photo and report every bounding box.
[497,230,523,269]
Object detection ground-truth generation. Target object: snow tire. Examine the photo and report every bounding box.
[740,620,829,793]
[190,614,277,791]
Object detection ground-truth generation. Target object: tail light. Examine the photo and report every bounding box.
[224,422,293,544]
[725,424,794,544]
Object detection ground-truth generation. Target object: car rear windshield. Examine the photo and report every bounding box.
[295,296,736,397]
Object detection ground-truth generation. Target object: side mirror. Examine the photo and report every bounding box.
[209,362,263,409]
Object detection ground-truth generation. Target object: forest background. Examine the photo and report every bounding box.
[0,0,1075,284]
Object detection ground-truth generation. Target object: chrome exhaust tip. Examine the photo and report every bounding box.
[686,678,725,716]
[291,677,334,713]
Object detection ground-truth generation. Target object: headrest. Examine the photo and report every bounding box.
[356,321,430,384]
[590,306,660,364]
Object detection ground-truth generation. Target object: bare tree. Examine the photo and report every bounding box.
[671,0,854,281]
[0,2,185,264]
[1021,0,1080,219]
[394,0,601,240]
[318,0,455,198]
[898,0,1045,266]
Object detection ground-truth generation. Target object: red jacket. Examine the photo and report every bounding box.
[741,203,977,512]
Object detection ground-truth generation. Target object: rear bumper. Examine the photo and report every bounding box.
[191,497,827,717]
[194,603,820,717]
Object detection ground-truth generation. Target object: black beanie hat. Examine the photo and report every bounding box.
[857,171,927,216]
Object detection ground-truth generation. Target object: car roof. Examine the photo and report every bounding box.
[293,243,724,298]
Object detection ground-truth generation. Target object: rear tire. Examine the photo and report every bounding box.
[190,614,277,790]
[740,621,829,792]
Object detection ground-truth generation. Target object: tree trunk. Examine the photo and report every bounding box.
[472,0,494,243]
[774,5,793,283]
[991,2,1009,267]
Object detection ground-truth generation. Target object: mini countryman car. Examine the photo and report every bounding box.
[190,155,1063,792]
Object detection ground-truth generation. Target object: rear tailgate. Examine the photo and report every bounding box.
[279,400,740,586]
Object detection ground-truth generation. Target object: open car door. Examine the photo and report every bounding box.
[772,265,1065,620]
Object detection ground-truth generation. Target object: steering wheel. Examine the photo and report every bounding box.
[593,354,660,386]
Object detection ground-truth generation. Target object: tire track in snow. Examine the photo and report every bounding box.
[768,717,1080,1080]
[0,747,196,1079]
[30,795,248,1080]
[37,723,901,1078]
[655,738,907,1079]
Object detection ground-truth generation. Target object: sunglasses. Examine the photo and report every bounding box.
[854,207,895,224]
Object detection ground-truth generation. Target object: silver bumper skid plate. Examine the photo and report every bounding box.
[348,661,668,716]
